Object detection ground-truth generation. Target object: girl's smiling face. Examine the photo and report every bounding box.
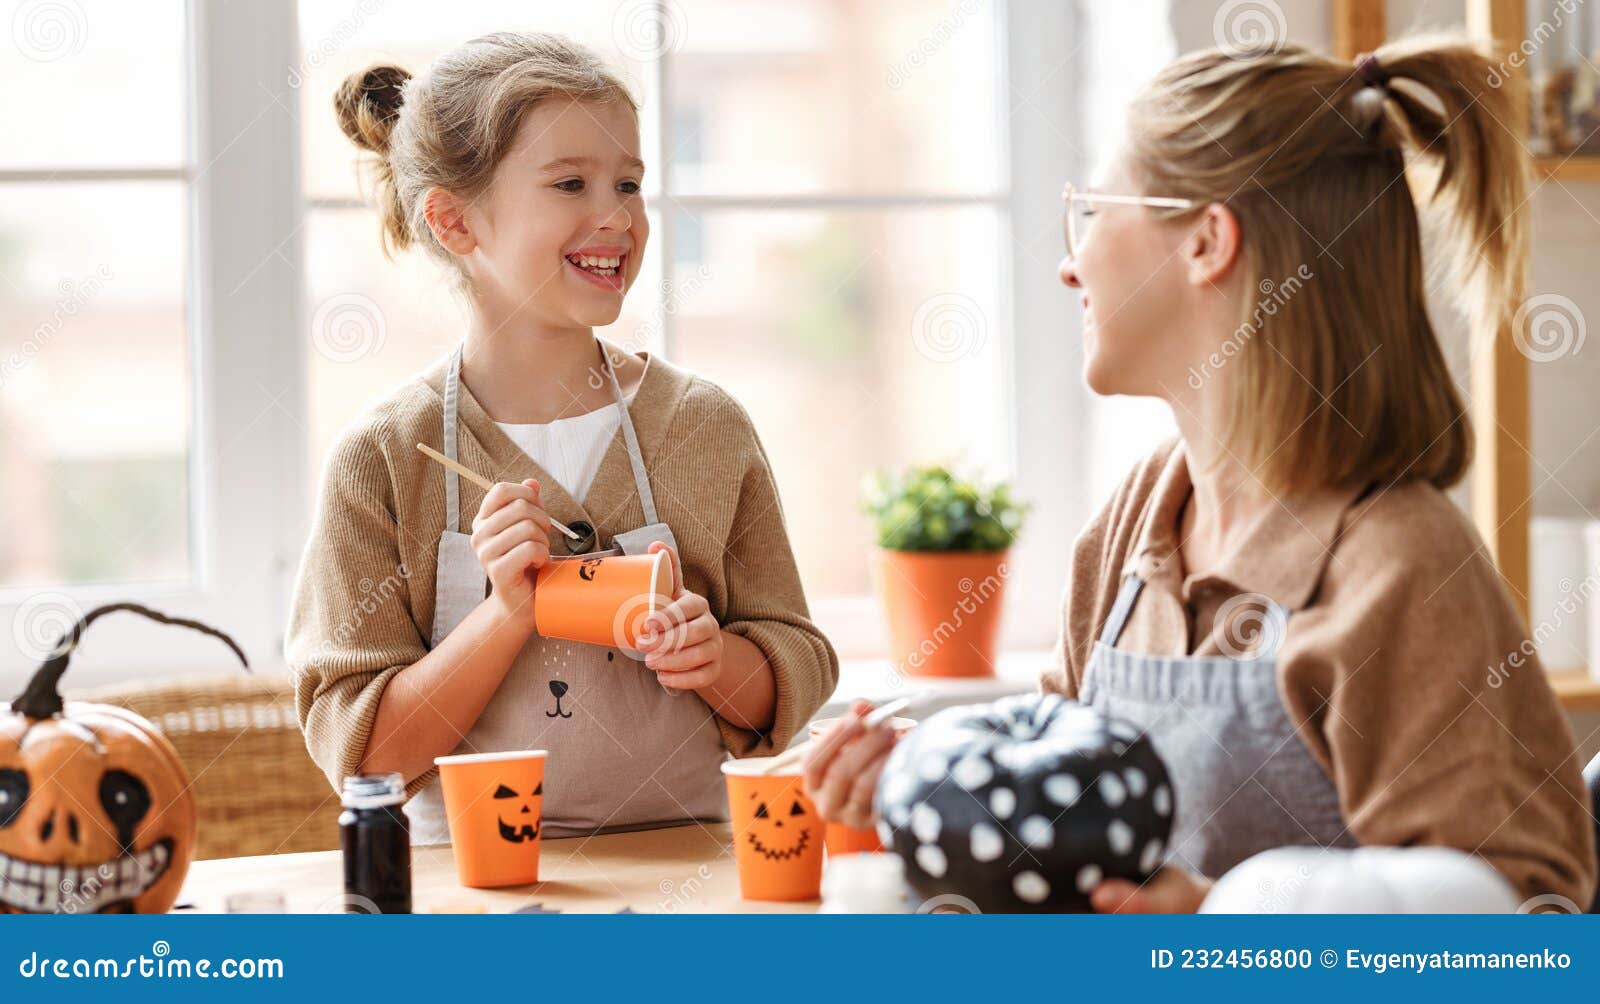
[454,95,648,330]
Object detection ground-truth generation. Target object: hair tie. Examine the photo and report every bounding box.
[1353,52,1389,89]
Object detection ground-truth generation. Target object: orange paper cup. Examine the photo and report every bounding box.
[435,750,546,889]
[722,757,826,901]
[533,551,672,649]
[808,716,918,856]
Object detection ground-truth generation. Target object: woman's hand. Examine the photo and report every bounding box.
[470,478,551,621]
[637,541,726,689]
[1090,865,1212,913]
[802,701,899,830]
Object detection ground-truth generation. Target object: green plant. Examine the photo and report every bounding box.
[861,465,1028,552]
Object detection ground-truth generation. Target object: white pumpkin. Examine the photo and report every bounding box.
[1201,846,1519,914]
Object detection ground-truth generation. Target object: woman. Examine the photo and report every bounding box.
[805,36,1596,912]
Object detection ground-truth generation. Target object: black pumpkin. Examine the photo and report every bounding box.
[874,693,1174,913]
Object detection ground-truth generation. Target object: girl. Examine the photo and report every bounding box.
[806,36,1596,911]
[287,32,837,843]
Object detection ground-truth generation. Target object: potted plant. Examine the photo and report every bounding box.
[861,466,1028,678]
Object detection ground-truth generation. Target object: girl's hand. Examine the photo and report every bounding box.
[1090,865,1212,914]
[637,541,725,689]
[470,478,551,621]
[802,700,899,830]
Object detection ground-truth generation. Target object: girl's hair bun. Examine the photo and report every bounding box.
[334,63,411,154]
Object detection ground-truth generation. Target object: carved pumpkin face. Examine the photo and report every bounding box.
[0,602,245,914]
[0,703,195,913]
[492,779,543,844]
[745,791,813,862]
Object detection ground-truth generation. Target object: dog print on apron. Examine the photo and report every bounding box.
[405,343,729,844]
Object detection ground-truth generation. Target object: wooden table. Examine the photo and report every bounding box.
[178,821,818,914]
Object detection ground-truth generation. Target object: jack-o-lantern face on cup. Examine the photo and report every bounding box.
[435,750,546,889]
[722,758,824,901]
[1,603,247,913]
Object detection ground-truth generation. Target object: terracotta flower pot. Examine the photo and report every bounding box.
[874,548,1010,678]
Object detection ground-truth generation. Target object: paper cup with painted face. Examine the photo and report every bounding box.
[533,551,672,650]
[723,758,826,901]
[807,716,918,855]
[434,750,546,888]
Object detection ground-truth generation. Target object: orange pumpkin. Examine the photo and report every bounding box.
[1,603,246,913]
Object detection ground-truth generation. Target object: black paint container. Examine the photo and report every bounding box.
[339,773,412,915]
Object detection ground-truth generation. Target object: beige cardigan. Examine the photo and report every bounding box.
[285,346,839,797]
[1045,438,1597,907]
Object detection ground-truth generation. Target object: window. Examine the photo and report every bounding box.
[0,2,191,590]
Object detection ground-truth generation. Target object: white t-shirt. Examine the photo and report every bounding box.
[495,394,633,502]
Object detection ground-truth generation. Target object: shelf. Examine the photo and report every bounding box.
[1547,669,1600,711]
[1535,155,1600,182]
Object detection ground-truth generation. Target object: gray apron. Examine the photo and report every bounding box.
[405,343,729,844]
[1079,574,1356,879]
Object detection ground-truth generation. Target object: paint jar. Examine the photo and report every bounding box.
[339,772,412,914]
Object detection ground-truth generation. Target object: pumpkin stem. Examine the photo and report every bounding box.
[11,603,250,719]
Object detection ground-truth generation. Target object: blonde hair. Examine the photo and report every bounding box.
[1126,35,1528,494]
[334,31,637,271]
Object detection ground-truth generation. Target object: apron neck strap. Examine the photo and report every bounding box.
[1097,574,1145,649]
[443,344,464,534]
[598,343,660,526]
[440,340,661,534]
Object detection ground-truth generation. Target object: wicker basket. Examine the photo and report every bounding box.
[68,673,342,860]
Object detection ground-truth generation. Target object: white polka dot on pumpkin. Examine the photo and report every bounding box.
[1043,773,1080,807]
[1107,819,1134,855]
[911,802,942,843]
[882,771,916,807]
[1109,721,1139,741]
[1099,772,1126,807]
[951,755,993,790]
[1153,784,1172,817]
[917,752,949,782]
[877,820,895,847]
[991,744,1025,771]
[989,787,1015,819]
[970,822,1003,862]
[915,843,948,878]
[1076,863,1102,894]
[1013,871,1050,904]
[1140,838,1164,873]
[1018,815,1055,850]
[1123,767,1147,797]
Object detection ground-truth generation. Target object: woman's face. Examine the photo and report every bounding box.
[1058,154,1207,399]
[463,95,649,330]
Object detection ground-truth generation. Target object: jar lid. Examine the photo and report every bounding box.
[341,772,405,809]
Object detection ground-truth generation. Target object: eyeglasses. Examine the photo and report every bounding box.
[1061,183,1197,258]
